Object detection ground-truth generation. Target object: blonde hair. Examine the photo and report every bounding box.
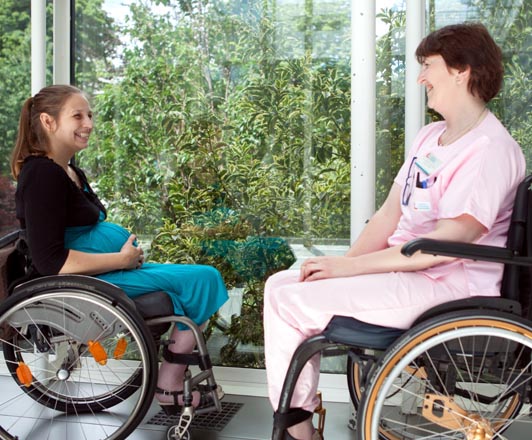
[10,84,84,179]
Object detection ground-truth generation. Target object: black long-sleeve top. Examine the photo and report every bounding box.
[15,155,106,275]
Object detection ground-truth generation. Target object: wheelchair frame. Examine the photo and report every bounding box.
[0,230,222,440]
[272,174,532,440]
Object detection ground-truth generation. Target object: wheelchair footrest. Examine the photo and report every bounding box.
[273,393,325,438]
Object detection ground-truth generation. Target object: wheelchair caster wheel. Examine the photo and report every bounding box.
[167,425,191,440]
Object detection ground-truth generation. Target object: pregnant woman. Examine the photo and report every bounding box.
[10,84,228,413]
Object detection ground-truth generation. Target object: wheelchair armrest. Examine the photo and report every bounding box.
[401,237,532,267]
[0,229,24,248]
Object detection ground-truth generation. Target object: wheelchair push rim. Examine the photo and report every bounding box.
[0,286,158,440]
[358,312,532,440]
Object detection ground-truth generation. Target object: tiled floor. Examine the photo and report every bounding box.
[1,372,531,440]
[129,393,355,440]
[0,369,353,439]
[112,392,532,439]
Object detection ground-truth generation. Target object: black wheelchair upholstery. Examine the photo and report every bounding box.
[273,174,532,440]
[0,229,221,440]
[0,229,30,295]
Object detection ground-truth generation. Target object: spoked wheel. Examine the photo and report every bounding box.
[357,311,531,440]
[0,276,158,440]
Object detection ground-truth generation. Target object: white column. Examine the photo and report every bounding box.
[404,0,425,156]
[31,0,47,94]
[53,0,71,85]
[350,0,376,242]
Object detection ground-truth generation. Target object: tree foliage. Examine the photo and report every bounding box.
[0,0,32,176]
[78,0,351,366]
[81,0,352,244]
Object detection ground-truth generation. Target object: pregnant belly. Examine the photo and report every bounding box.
[64,222,132,253]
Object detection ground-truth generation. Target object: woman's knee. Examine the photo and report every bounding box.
[198,265,225,288]
[264,276,295,318]
[265,270,298,300]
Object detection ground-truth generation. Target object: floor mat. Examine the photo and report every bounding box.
[147,401,244,431]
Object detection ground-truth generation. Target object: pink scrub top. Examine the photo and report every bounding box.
[390,112,526,296]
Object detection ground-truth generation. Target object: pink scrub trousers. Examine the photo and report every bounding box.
[263,266,472,412]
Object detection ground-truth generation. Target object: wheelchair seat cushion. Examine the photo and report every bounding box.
[133,290,175,336]
[323,315,404,350]
[132,290,175,319]
[323,297,521,352]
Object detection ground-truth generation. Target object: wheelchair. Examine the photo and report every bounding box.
[0,230,222,440]
[273,174,532,440]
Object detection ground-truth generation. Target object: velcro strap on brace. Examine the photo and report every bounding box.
[273,408,312,431]
[162,346,212,371]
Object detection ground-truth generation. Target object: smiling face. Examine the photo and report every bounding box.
[417,54,464,116]
[43,93,93,156]
[415,24,503,104]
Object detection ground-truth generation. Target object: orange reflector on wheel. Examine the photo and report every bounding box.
[113,337,127,360]
[16,362,32,388]
[88,340,108,365]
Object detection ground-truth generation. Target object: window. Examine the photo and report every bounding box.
[1,0,530,372]
[0,0,34,235]
[77,0,353,369]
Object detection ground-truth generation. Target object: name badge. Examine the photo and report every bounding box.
[414,201,432,211]
[415,153,442,175]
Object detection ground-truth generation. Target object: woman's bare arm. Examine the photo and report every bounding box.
[345,183,403,257]
[301,213,486,282]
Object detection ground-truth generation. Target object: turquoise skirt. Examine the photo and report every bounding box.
[64,221,228,329]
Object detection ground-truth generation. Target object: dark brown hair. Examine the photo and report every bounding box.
[10,84,84,179]
[415,23,503,103]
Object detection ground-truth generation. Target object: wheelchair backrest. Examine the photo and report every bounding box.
[500,174,532,320]
[0,229,29,300]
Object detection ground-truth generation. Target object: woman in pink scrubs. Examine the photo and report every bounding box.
[264,22,526,440]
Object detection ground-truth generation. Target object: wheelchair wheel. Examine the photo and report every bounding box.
[0,277,158,440]
[357,310,530,440]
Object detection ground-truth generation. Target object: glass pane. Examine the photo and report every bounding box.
[77,0,351,369]
[73,0,532,374]
[376,1,406,208]
[0,0,34,236]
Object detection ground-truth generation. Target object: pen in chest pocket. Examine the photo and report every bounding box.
[416,172,437,189]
